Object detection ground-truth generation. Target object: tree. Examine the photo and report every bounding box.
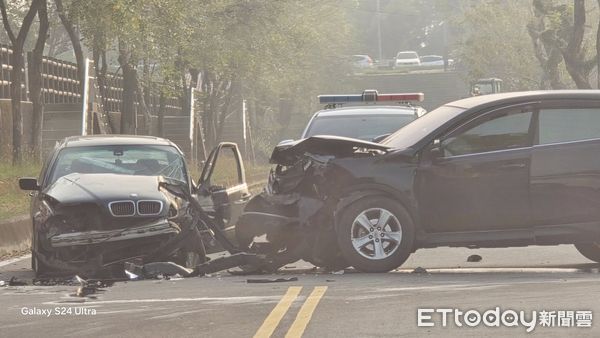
[451,1,541,91]
[28,0,49,158]
[528,0,599,89]
[0,0,41,164]
[528,1,568,89]
[54,0,84,92]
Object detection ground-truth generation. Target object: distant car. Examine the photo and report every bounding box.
[301,91,426,142]
[394,51,420,67]
[351,55,374,69]
[419,55,454,67]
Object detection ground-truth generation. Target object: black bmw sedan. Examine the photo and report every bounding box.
[19,135,250,276]
[239,90,600,273]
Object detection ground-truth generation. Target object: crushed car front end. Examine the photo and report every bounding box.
[31,173,197,276]
[237,135,402,269]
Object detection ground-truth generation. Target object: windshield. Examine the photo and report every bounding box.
[305,113,417,141]
[48,145,188,186]
[396,52,418,59]
[476,83,494,94]
[383,105,466,149]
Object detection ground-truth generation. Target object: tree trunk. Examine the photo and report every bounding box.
[158,91,166,137]
[29,0,49,159]
[202,71,217,149]
[55,0,84,94]
[527,14,566,89]
[1,0,40,164]
[597,0,600,88]
[118,40,137,134]
[561,0,592,89]
[9,46,25,164]
[135,73,152,134]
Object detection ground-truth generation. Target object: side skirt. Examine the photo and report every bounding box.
[417,222,600,249]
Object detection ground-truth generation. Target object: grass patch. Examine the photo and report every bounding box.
[0,162,40,221]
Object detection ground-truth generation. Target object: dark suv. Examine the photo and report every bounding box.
[240,90,600,272]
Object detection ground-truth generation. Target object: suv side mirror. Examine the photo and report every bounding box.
[19,177,40,191]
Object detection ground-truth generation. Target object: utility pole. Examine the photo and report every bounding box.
[376,0,383,62]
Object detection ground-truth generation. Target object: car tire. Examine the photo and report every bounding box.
[336,196,415,273]
[32,254,50,277]
[32,233,51,277]
[575,242,600,263]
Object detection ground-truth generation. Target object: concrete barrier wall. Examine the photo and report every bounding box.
[0,215,31,256]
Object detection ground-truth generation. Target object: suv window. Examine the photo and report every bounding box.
[442,110,532,156]
[538,108,600,145]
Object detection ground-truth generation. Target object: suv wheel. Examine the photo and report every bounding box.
[575,242,600,263]
[336,196,415,272]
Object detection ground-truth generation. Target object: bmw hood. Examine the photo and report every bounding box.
[43,173,168,205]
[270,135,391,166]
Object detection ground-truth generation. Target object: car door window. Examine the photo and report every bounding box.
[538,108,600,145]
[442,110,533,157]
[199,144,246,193]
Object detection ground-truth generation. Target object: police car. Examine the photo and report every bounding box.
[298,90,426,142]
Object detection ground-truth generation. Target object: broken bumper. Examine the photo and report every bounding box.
[49,219,179,247]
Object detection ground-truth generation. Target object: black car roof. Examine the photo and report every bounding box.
[448,90,600,110]
[60,135,177,148]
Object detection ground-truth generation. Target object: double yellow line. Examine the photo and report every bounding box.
[254,286,328,338]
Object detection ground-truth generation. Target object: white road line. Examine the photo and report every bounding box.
[0,254,30,268]
[397,267,599,273]
[43,295,282,306]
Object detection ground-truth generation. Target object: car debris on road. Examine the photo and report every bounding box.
[467,254,483,262]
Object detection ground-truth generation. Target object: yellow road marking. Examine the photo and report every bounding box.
[285,286,328,338]
[254,286,302,338]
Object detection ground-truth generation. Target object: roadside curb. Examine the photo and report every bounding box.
[0,214,31,256]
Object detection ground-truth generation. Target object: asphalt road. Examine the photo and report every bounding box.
[1,245,599,337]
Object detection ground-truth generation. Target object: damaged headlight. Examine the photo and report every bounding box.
[268,159,312,195]
[33,199,55,225]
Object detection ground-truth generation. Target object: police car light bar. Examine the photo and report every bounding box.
[318,90,424,104]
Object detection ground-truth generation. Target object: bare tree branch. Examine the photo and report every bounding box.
[0,0,15,43]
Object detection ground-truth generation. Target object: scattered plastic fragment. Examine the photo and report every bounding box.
[246,277,299,283]
[331,270,344,275]
[76,286,97,297]
[8,277,27,286]
[411,267,428,274]
[124,270,140,280]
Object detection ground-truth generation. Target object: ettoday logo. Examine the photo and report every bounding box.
[417,308,593,332]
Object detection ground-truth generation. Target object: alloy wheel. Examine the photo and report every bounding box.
[350,208,402,260]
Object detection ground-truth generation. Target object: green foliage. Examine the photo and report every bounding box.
[451,1,542,91]
[0,161,39,219]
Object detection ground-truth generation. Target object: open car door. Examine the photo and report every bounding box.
[197,143,251,248]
